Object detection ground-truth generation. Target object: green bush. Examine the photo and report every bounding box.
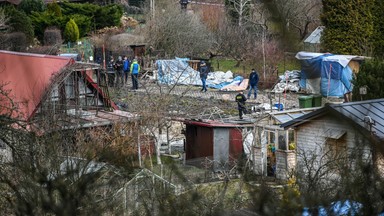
[30,11,63,42]
[64,18,79,43]
[60,2,123,29]
[18,0,45,15]
[3,6,34,44]
[68,14,92,38]
[372,0,384,59]
[94,4,123,29]
[352,59,384,100]
[321,0,374,55]
[46,2,62,17]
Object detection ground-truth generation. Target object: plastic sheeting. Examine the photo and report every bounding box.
[272,70,301,93]
[156,59,245,89]
[296,51,355,97]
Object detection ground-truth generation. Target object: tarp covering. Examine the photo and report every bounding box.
[296,51,356,97]
[156,59,246,90]
[272,70,301,93]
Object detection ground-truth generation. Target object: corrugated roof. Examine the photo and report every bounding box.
[270,108,318,124]
[281,98,384,141]
[304,26,324,44]
[331,99,384,139]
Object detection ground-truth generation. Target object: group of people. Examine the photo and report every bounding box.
[236,68,259,120]
[199,60,260,120]
[107,56,141,90]
[105,57,257,120]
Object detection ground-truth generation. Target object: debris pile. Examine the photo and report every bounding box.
[272,70,301,93]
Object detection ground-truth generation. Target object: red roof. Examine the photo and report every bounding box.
[0,50,73,121]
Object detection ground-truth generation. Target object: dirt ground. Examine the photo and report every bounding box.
[111,78,302,119]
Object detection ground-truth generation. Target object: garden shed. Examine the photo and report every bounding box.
[281,99,384,177]
[253,108,318,179]
[303,26,324,52]
[296,51,365,98]
[183,119,254,170]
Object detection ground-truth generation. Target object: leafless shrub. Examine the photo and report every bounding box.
[44,27,62,46]
[144,5,214,58]
[0,32,27,52]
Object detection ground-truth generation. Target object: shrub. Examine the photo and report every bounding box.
[64,18,79,42]
[68,14,92,38]
[28,45,60,55]
[46,1,62,17]
[0,32,27,51]
[352,59,384,100]
[44,27,62,46]
[18,0,45,15]
[3,6,34,44]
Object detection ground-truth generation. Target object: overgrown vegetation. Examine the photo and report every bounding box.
[321,0,374,56]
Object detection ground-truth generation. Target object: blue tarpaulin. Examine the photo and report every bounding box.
[302,200,362,216]
[296,52,355,97]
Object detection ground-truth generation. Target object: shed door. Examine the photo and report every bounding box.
[213,128,229,170]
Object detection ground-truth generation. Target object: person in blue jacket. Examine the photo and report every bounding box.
[123,56,130,85]
[199,61,209,92]
[248,69,259,99]
[130,59,140,90]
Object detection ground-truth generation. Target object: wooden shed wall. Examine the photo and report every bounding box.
[296,115,371,169]
[185,125,213,160]
[229,128,243,160]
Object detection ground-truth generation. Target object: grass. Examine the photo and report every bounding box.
[211,58,301,77]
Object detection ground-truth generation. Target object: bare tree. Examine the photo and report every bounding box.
[144,4,214,58]
[0,8,8,32]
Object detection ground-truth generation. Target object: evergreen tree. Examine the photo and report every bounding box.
[64,18,79,43]
[47,1,62,17]
[18,0,45,15]
[371,0,384,59]
[3,6,34,43]
[321,0,374,55]
[352,59,384,100]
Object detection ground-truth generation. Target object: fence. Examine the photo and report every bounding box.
[60,40,94,62]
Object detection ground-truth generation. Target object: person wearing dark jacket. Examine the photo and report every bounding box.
[199,61,209,92]
[115,56,124,87]
[123,56,130,85]
[248,69,259,99]
[235,91,247,119]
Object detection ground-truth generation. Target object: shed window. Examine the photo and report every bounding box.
[325,135,347,160]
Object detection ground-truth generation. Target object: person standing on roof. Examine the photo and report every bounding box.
[235,90,247,119]
[130,59,140,90]
[123,56,130,86]
[248,69,259,99]
[199,60,209,92]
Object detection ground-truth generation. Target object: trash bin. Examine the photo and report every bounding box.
[312,94,322,107]
[298,95,313,108]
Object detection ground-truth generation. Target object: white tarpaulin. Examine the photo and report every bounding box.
[156,59,245,89]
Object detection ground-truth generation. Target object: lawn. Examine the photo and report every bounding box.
[211,58,300,77]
